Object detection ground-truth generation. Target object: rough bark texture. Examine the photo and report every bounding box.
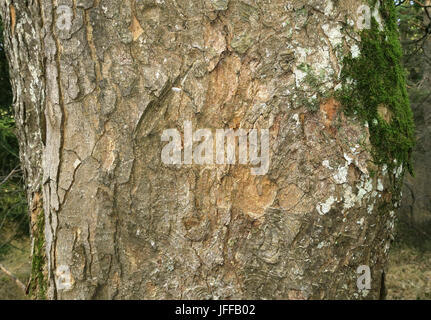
[1,0,410,299]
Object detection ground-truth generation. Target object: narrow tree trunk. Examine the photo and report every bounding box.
[1,0,413,300]
[400,0,431,228]
[0,0,45,297]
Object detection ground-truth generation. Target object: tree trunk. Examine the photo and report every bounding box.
[399,0,431,229]
[1,0,413,299]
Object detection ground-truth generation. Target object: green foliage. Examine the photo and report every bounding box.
[337,0,415,176]
[0,115,19,174]
[0,15,17,179]
[0,113,27,257]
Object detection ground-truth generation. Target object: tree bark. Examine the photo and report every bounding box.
[1,0,409,299]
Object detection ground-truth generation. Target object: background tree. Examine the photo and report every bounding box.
[396,0,431,243]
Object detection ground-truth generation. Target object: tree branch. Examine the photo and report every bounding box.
[0,263,26,292]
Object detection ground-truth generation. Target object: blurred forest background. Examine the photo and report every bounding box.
[0,13,30,299]
[0,1,430,299]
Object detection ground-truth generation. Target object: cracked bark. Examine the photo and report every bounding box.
[1,0,403,299]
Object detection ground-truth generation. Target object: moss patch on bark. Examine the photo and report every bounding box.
[337,0,415,176]
[29,210,46,300]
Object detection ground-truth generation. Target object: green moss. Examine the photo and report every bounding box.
[29,210,47,300]
[336,0,415,176]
